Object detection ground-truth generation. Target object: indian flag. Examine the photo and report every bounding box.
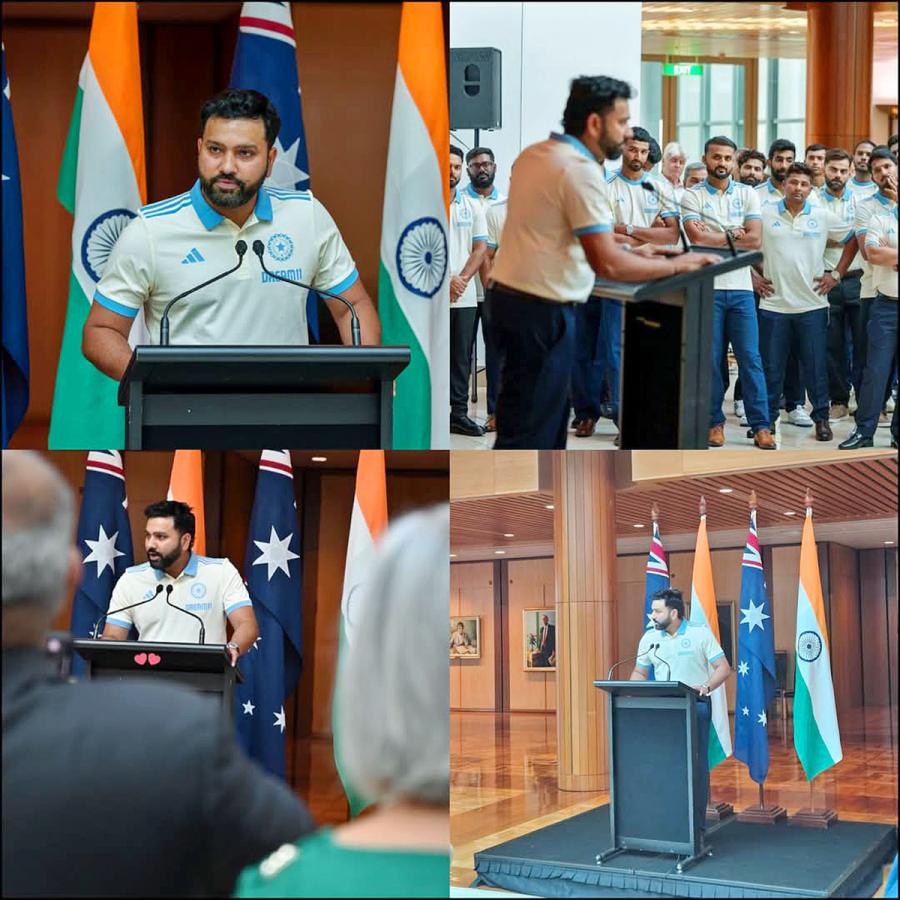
[793,507,842,781]
[378,2,449,449]
[49,2,148,449]
[166,450,206,554]
[334,450,388,815]
[689,508,732,768]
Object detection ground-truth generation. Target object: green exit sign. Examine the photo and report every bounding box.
[663,63,704,76]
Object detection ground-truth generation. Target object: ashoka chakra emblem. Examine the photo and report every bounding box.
[797,630,822,662]
[81,208,137,283]
[396,216,447,299]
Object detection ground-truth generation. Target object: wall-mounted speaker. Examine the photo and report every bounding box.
[450,47,502,131]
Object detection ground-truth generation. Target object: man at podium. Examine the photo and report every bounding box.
[629,588,731,833]
[100,500,258,667]
[81,88,381,382]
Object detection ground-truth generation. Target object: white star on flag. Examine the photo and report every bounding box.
[253,527,299,580]
[273,706,286,733]
[740,597,770,634]
[267,137,308,188]
[742,706,750,716]
[242,700,255,716]
[83,526,125,577]
[738,660,750,676]
[646,612,654,627]
[757,710,767,727]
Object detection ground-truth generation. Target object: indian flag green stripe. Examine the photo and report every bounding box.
[793,658,839,781]
[708,719,726,769]
[56,84,82,213]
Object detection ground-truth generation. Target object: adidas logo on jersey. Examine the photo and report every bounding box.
[181,247,206,264]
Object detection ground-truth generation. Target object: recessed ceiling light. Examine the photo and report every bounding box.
[311,456,327,462]
[885,541,895,546]
[633,523,645,528]
[784,511,797,516]
[503,533,515,538]
[495,550,506,555]
[449,553,457,558]
[545,504,555,510]
[718,488,733,494]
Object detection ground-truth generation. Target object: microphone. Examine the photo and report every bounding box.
[606,651,643,681]
[651,643,672,681]
[164,583,206,644]
[251,239,361,346]
[641,181,737,257]
[159,240,248,345]
[93,584,164,639]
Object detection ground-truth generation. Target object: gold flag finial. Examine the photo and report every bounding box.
[749,489,758,511]
[651,502,659,523]
[699,495,706,517]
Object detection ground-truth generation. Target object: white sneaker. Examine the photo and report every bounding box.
[734,400,745,420]
[788,407,814,427]
[887,395,896,413]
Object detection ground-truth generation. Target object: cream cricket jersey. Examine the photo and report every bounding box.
[106,552,252,644]
[485,198,508,252]
[93,180,359,345]
[759,200,854,314]
[449,189,488,309]
[865,208,899,299]
[635,619,725,686]
[855,192,897,298]
[490,133,613,303]
[818,185,861,271]
[681,178,762,291]
[847,176,879,202]
[463,183,505,301]
[608,170,679,228]
[755,179,822,210]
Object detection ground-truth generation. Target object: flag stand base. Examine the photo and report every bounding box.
[705,801,734,823]
[737,803,788,825]
[788,808,838,829]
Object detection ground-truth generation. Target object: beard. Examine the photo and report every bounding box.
[771,169,788,184]
[626,157,644,173]
[200,170,267,209]
[711,165,730,179]
[450,173,460,189]
[826,178,845,192]
[147,545,182,571]
[741,174,760,186]
[471,170,495,188]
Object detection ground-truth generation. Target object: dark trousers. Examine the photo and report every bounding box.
[481,303,502,415]
[854,295,898,439]
[572,297,606,421]
[696,698,712,832]
[759,308,830,426]
[858,296,894,409]
[485,284,576,449]
[450,306,477,418]
[826,273,864,404]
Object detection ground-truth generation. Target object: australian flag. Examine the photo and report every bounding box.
[734,509,777,784]
[230,2,319,342]
[235,450,303,780]
[643,520,670,681]
[2,44,29,448]
[70,452,135,677]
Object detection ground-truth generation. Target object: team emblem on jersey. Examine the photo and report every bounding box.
[267,233,294,262]
[143,588,157,600]
[81,208,138,283]
[797,630,822,662]
[396,216,448,299]
[681,638,691,648]
[190,582,208,599]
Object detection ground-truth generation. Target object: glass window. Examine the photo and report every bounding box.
[774,120,806,153]
[709,64,734,122]
[757,58,769,121]
[776,58,806,120]
[677,124,702,162]
[757,121,769,156]
[678,73,702,124]
[640,61,663,138]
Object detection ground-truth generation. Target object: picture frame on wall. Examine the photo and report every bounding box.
[523,608,556,671]
[450,617,481,659]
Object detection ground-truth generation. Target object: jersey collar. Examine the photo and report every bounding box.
[820,185,851,203]
[777,198,813,216]
[875,192,895,207]
[664,618,689,638]
[464,182,498,201]
[190,180,274,230]
[851,176,874,188]
[703,176,735,195]
[153,551,199,581]
[617,170,647,184]
[550,131,597,162]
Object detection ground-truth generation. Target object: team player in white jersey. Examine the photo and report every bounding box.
[82,89,380,382]
[847,139,880,202]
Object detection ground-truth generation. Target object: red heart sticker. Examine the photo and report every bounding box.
[134,653,147,665]
[148,653,161,666]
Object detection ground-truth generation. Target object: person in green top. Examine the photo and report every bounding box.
[235,505,450,899]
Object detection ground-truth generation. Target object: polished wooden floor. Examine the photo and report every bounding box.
[450,708,898,889]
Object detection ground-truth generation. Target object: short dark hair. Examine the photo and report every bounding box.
[738,148,766,168]
[652,587,685,620]
[465,146,494,164]
[854,138,876,153]
[805,143,827,156]
[144,500,196,548]
[199,89,281,149]
[870,145,898,166]
[768,138,796,160]
[562,75,632,136]
[824,148,852,165]
[450,145,464,161]
[628,126,652,146]
[704,135,737,155]
[785,161,814,181]
[647,137,662,165]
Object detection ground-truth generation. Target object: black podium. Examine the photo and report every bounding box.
[591,248,762,449]
[72,639,242,723]
[118,345,410,449]
[593,679,710,872]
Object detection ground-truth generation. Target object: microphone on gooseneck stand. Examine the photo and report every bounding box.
[164,584,206,644]
[251,239,361,346]
[652,643,672,681]
[93,584,164,639]
[159,239,248,345]
[640,180,737,258]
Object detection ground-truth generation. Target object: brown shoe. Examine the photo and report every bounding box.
[485,414,496,433]
[829,403,848,420]
[754,428,776,449]
[708,425,725,447]
[815,420,833,441]
[575,418,596,437]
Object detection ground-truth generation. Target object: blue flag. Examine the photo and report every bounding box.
[235,450,303,780]
[2,44,29,448]
[70,452,135,677]
[230,2,320,342]
[734,509,777,784]
[643,520,669,681]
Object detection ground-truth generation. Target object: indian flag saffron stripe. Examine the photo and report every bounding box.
[166,450,206,555]
[334,450,389,815]
[49,2,148,449]
[689,512,732,768]
[378,2,449,449]
[793,509,842,781]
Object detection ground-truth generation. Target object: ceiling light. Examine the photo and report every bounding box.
[450,553,457,558]
[503,533,515,538]
[545,504,555,510]
[311,456,327,462]
[633,523,645,528]
[495,550,506,555]
[783,511,797,516]
[718,488,733,494]
[885,541,895,546]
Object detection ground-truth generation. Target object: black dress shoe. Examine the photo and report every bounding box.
[815,420,833,441]
[450,415,485,437]
[838,430,874,450]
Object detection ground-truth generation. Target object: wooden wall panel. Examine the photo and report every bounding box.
[771,545,801,690]
[860,549,891,707]
[507,558,556,712]
[889,551,898,718]
[450,562,495,711]
[614,555,646,672]
[829,544,863,715]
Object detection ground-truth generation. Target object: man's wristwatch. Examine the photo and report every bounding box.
[226,641,240,654]
[701,683,711,694]
[625,223,635,236]
[830,270,842,282]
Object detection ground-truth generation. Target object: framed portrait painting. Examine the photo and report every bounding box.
[523,608,556,671]
[450,617,480,659]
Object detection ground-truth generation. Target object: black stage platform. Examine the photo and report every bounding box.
[473,805,896,898]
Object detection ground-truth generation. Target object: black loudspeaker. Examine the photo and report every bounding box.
[450,47,502,131]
